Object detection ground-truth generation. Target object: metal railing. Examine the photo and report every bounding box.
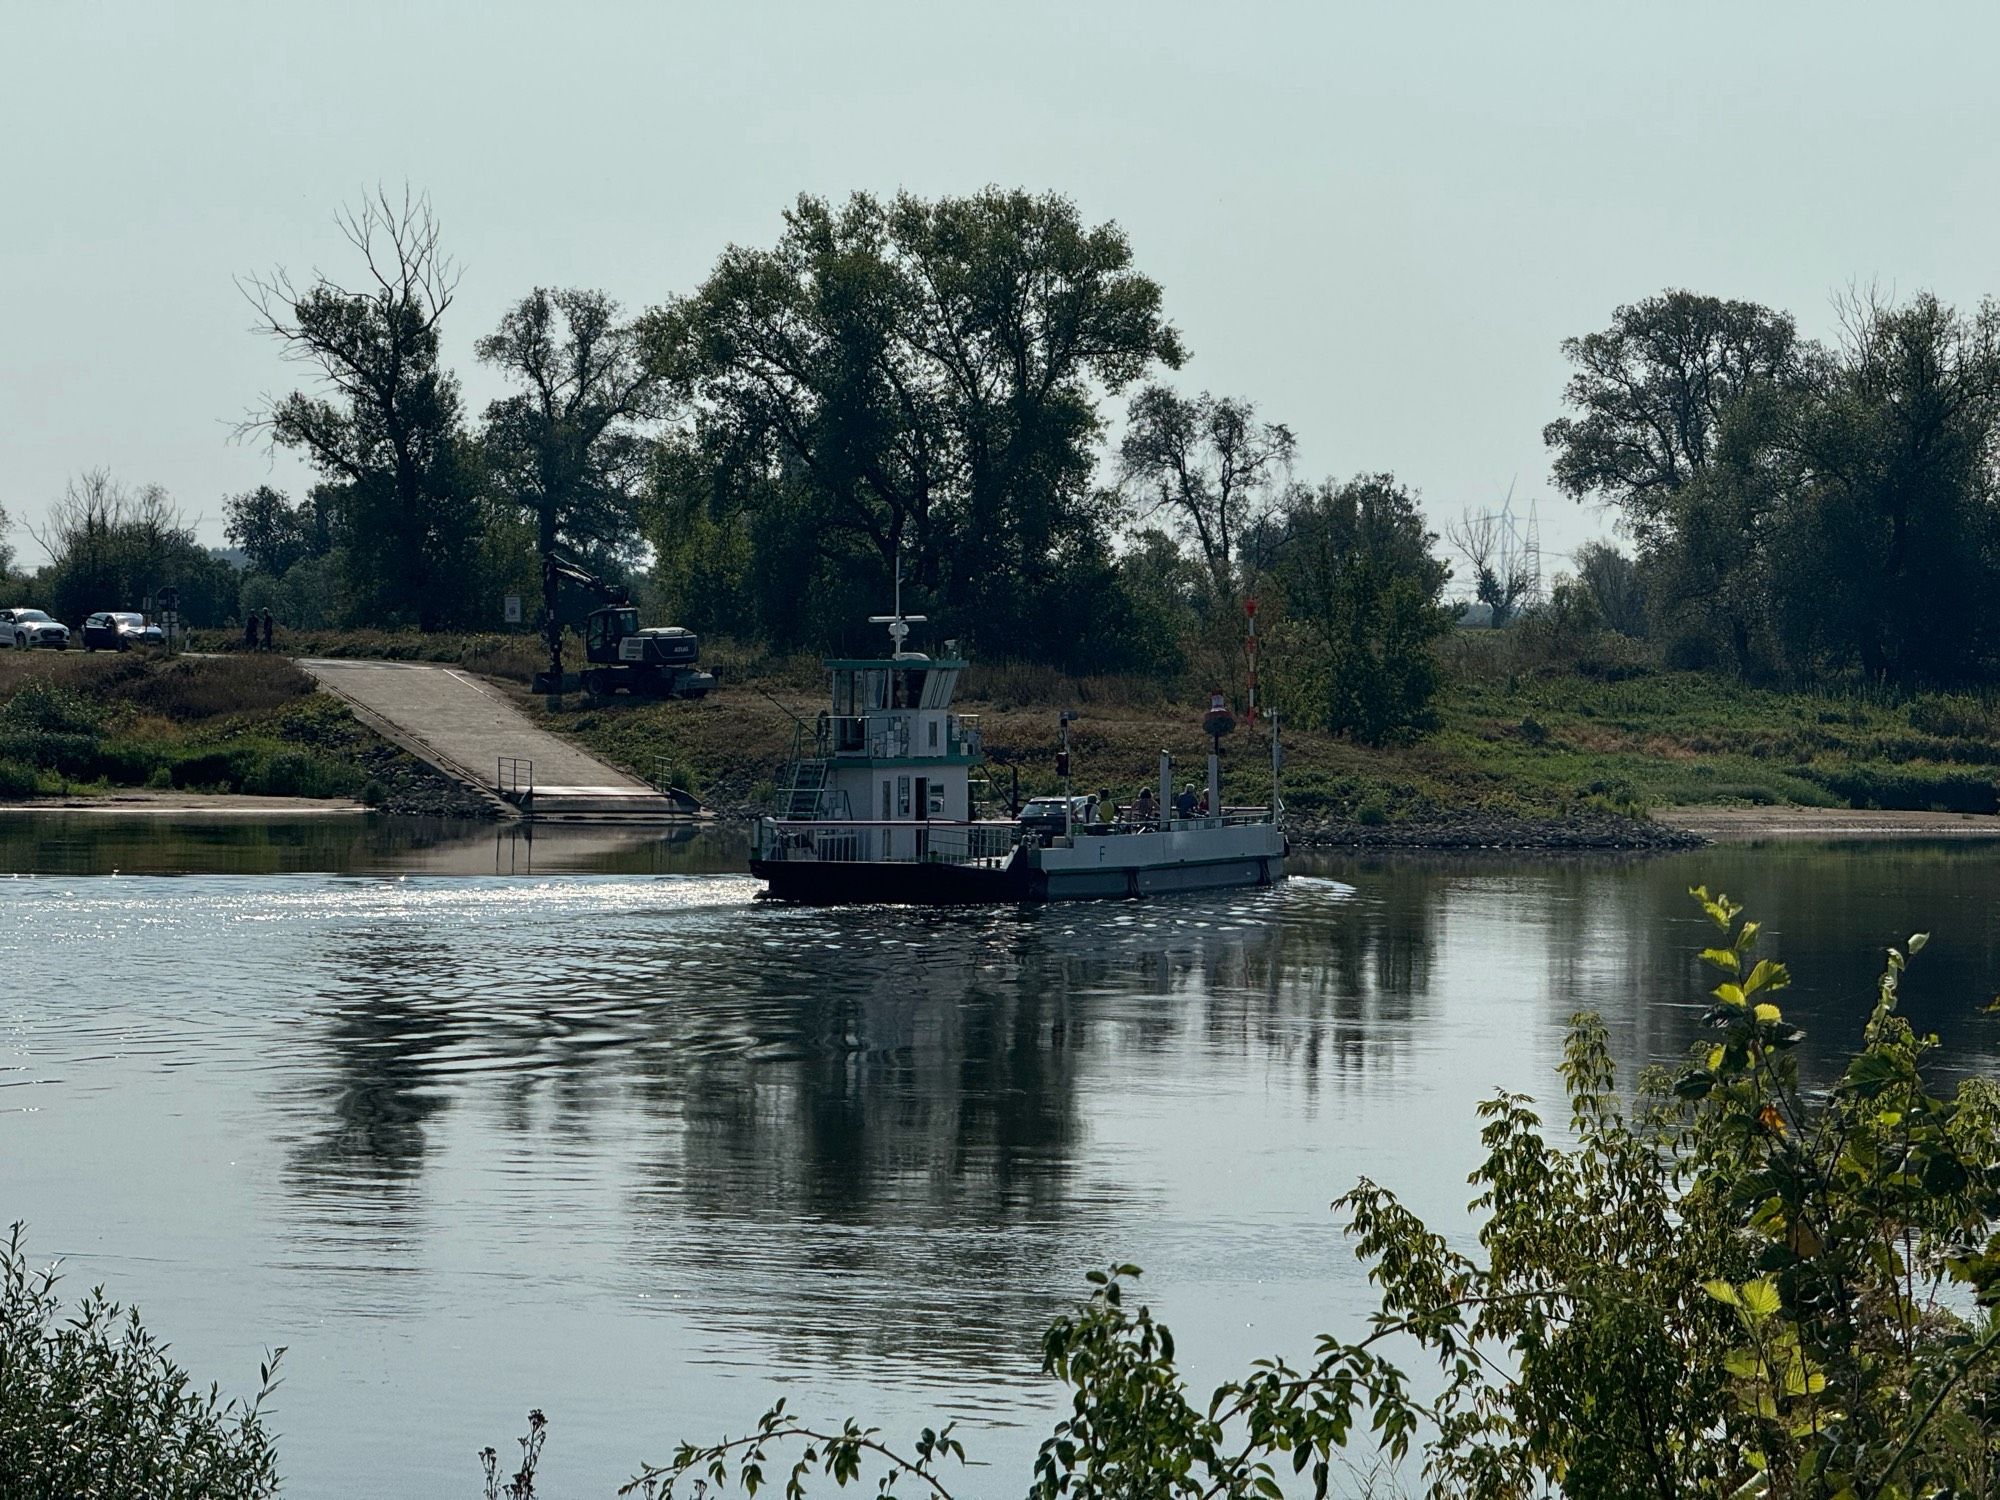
[496,757,534,800]
[755,818,1020,867]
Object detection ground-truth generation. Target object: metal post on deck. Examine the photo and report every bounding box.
[1158,751,1172,830]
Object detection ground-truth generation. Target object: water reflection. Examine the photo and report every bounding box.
[7,821,2000,1496]
[0,811,741,877]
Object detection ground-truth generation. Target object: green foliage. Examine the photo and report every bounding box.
[0,1224,282,1499]
[223,484,332,578]
[644,188,1182,661]
[245,190,485,631]
[34,470,241,628]
[1573,541,1647,637]
[1272,474,1454,744]
[1550,287,2000,686]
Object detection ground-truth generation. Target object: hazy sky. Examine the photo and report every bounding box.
[6,1,1999,582]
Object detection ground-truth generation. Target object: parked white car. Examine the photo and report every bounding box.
[0,608,71,650]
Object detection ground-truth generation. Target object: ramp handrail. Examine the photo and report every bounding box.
[497,757,534,799]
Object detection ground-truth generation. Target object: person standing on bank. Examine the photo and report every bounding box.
[261,608,274,651]
[242,614,258,651]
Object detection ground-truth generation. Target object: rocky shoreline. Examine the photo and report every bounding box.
[1282,809,1704,851]
[354,741,501,820]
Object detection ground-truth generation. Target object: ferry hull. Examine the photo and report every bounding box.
[752,842,1285,906]
[750,857,1028,905]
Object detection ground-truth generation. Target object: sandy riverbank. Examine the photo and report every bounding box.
[1657,806,2000,840]
[0,792,369,816]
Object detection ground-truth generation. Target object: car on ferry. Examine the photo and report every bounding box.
[0,608,71,650]
[1016,794,1095,839]
[81,611,165,652]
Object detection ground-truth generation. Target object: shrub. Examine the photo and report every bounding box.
[0,761,39,799]
[1805,763,1999,813]
[0,1224,282,1499]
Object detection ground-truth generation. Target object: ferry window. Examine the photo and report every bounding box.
[897,775,911,817]
[896,670,926,707]
[861,670,888,710]
[920,669,956,708]
[928,720,939,750]
[833,673,855,715]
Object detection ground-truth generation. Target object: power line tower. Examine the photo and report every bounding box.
[1492,480,1544,609]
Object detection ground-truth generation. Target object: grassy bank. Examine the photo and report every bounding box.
[0,651,484,814]
[511,649,2000,830]
[120,630,2000,832]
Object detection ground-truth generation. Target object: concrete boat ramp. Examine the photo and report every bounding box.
[298,658,694,822]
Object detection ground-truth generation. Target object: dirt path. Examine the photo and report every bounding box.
[297,658,673,816]
[1658,806,2000,840]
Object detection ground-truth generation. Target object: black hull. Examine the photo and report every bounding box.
[751,852,1285,905]
[750,858,1029,905]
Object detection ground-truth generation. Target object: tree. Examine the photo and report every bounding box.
[1573,540,1646,636]
[646,188,1184,657]
[1444,507,1532,627]
[241,188,481,630]
[222,485,328,578]
[477,288,665,682]
[1272,474,1453,743]
[1117,385,1293,608]
[28,471,237,626]
[1774,291,2000,684]
[1544,291,1802,550]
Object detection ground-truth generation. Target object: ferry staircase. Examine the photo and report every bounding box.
[780,756,831,818]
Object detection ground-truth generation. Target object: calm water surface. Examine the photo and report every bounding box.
[5,813,2000,1496]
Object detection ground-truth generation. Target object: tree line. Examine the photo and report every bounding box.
[1545,287,2000,687]
[10,188,1990,741]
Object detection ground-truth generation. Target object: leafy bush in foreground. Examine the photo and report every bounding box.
[612,891,2000,1499]
[0,1225,282,1500]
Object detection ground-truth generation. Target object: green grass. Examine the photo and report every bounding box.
[519,652,2000,823]
[0,653,369,801]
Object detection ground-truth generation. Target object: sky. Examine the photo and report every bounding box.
[6,0,2000,589]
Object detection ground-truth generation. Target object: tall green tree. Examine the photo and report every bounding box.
[477,287,665,679]
[241,189,481,630]
[1774,292,2000,683]
[1543,290,1803,550]
[221,485,330,578]
[1545,291,1806,673]
[646,188,1184,657]
[1117,385,1294,609]
[1273,474,1453,743]
[1572,540,1646,636]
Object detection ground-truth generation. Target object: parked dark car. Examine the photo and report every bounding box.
[1016,794,1094,838]
[81,611,165,652]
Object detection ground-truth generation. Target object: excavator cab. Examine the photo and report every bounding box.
[584,606,640,664]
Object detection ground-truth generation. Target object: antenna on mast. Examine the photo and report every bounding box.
[868,548,928,656]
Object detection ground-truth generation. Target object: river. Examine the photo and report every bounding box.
[5,813,1999,1496]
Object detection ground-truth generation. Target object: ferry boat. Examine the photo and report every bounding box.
[749,598,1287,904]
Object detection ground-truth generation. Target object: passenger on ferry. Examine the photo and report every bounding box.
[1195,788,1211,816]
[1174,784,1197,819]
[1136,786,1156,823]
[1096,788,1113,828]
